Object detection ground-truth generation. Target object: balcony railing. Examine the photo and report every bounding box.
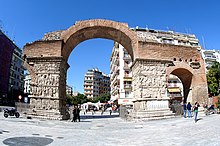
[123,55,131,60]
[124,84,132,89]
[168,93,182,97]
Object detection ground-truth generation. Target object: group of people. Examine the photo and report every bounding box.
[183,102,200,123]
[71,105,80,122]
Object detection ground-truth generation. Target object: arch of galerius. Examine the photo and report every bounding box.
[23,19,208,120]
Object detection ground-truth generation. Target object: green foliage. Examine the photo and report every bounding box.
[66,93,88,105]
[66,94,73,105]
[66,93,110,106]
[216,96,220,109]
[207,61,220,96]
[92,93,110,103]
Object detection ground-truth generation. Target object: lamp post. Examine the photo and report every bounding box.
[10,85,13,105]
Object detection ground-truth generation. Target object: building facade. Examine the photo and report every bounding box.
[0,30,24,104]
[134,27,201,49]
[24,73,31,95]
[0,30,15,101]
[84,68,110,98]
[66,85,73,95]
[201,49,220,71]
[110,42,133,105]
[167,74,183,102]
[9,45,24,94]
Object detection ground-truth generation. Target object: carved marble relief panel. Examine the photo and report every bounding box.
[30,61,61,99]
[132,60,168,99]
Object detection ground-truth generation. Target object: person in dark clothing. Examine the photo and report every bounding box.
[187,102,192,118]
[72,106,77,122]
[183,102,187,118]
[76,106,80,122]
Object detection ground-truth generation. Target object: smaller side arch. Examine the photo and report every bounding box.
[167,62,208,105]
[168,68,193,103]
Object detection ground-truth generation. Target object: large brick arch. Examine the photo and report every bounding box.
[60,19,138,61]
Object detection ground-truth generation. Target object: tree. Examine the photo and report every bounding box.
[207,61,220,96]
[66,93,88,105]
[66,94,74,105]
[216,96,220,109]
[93,93,110,103]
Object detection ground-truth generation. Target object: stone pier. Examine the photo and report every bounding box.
[129,59,174,120]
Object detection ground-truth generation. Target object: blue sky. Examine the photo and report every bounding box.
[1,0,220,93]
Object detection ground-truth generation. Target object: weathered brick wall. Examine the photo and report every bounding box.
[138,42,201,61]
[23,40,63,58]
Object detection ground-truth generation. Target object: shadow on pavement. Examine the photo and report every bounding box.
[3,136,53,146]
[196,118,203,122]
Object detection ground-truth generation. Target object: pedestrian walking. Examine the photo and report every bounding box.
[194,102,199,123]
[187,102,192,118]
[183,102,187,118]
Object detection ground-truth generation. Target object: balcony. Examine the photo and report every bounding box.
[84,91,93,94]
[123,64,130,70]
[168,88,181,92]
[168,93,182,98]
[84,87,93,90]
[124,84,132,89]
[123,55,131,60]
[124,76,132,80]
[84,82,93,86]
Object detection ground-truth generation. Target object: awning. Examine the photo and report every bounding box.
[168,88,181,92]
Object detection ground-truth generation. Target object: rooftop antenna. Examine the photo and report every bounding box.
[0,20,3,31]
[11,25,16,42]
[146,25,148,30]
[202,36,206,50]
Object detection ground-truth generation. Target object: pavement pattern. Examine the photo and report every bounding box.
[0,111,220,146]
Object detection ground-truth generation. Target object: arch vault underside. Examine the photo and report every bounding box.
[23,19,208,120]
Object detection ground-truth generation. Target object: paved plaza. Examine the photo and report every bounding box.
[0,111,220,146]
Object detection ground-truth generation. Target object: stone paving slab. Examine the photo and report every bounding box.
[0,112,220,146]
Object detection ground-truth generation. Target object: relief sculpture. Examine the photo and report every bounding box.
[34,63,60,73]
[133,60,167,99]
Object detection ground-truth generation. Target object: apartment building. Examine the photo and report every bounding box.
[24,73,31,94]
[133,27,201,50]
[84,68,110,98]
[66,85,73,96]
[110,42,133,105]
[9,46,24,92]
[0,30,24,104]
[201,49,220,71]
[0,30,14,99]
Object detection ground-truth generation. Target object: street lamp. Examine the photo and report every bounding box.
[10,85,14,106]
